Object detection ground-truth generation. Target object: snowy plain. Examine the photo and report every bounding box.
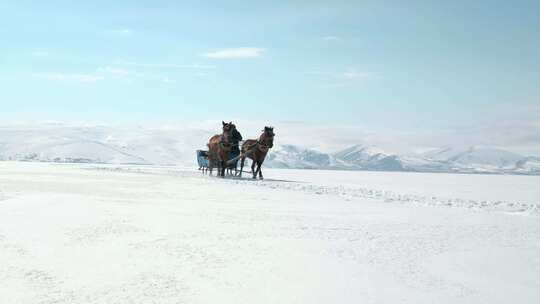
[0,161,539,304]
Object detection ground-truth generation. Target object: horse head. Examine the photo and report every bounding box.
[222,121,233,133]
[259,126,275,149]
[219,121,235,149]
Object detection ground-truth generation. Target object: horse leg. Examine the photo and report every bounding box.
[251,160,257,179]
[253,160,262,179]
[257,160,264,180]
[211,159,217,176]
[239,156,245,177]
[220,160,226,177]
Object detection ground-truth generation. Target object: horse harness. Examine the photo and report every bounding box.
[219,141,232,150]
[242,140,271,155]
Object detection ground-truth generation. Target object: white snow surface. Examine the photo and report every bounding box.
[1,161,539,303]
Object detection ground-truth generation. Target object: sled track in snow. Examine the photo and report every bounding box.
[85,165,540,216]
[221,177,540,216]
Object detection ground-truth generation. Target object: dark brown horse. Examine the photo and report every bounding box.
[207,121,234,177]
[239,126,275,179]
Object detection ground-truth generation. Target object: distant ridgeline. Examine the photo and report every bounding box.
[264,145,540,175]
[0,125,538,175]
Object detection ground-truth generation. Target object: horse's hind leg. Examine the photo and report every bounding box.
[239,157,245,177]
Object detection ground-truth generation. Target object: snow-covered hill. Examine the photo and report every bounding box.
[264,144,540,175]
[333,145,405,171]
[416,146,538,174]
[422,146,524,168]
[265,145,334,169]
[0,123,212,166]
[263,144,540,175]
[0,123,538,175]
[514,156,540,174]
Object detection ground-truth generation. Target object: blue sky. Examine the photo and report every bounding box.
[1,1,539,151]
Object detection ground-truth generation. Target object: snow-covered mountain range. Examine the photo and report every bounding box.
[265,144,540,174]
[1,123,538,175]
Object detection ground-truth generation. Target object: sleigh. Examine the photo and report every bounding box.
[196,149,240,173]
[196,150,209,169]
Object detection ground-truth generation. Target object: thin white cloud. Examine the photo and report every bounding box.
[32,60,212,84]
[97,66,144,78]
[103,29,134,37]
[114,60,216,69]
[322,35,342,41]
[341,70,373,81]
[33,73,104,83]
[308,68,376,87]
[32,66,139,83]
[202,47,266,59]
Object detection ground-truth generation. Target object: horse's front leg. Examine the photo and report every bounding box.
[239,156,245,177]
[251,160,257,179]
[257,160,264,180]
[220,160,226,177]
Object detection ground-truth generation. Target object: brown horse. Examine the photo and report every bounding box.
[207,121,234,177]
[239,126,275,179]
